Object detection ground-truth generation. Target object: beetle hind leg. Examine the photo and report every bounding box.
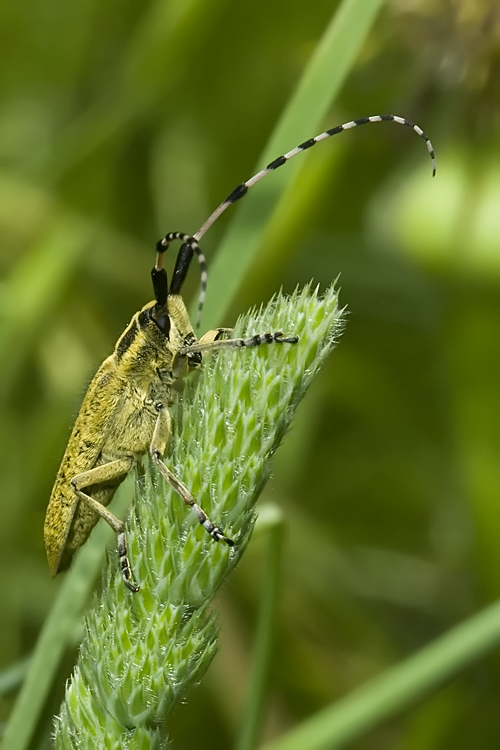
[71,459,140,592]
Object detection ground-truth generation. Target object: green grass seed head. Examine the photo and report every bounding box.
[54,284,343,748]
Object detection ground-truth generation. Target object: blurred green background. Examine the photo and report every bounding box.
[1,0,500,747]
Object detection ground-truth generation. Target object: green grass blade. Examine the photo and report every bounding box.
[260,599,500,750]
[1,482,133,750]
[0,656,31,697]
[199,0,386,330]
[44,0,229,183]
[0,215,92,401]
[236,505,285,750]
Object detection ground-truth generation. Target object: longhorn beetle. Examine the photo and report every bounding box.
[44,114,436,592]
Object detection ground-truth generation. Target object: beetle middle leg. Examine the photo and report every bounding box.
[151,404,234,546]
[71,459,139,592]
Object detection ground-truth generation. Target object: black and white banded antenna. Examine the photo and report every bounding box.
[154,114,436,327]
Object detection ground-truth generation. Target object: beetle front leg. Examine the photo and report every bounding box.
[71,459,139,592]
[151,404,234,546]
[197,328,233,345]
[180,330,298,356]
[172,329,233,377]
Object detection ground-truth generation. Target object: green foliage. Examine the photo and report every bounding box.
[2,0,500,748]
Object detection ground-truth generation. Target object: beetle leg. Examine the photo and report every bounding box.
[71,459,139,592]
[151,405,234,546]
[197,328,233,345]
[180,330,298,356]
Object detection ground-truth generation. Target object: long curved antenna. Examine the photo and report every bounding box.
[158,114,436,326]
[194,114,435,243]
[155,232,208,326]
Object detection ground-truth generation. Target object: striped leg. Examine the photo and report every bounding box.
[71,460,139,592]
[198,328,233,345]
[151,404,234,546]
[180,331,299,357]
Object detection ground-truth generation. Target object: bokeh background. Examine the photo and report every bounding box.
[1,0,500,747]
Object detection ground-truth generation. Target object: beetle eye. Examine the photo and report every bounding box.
[154,314,171,338]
